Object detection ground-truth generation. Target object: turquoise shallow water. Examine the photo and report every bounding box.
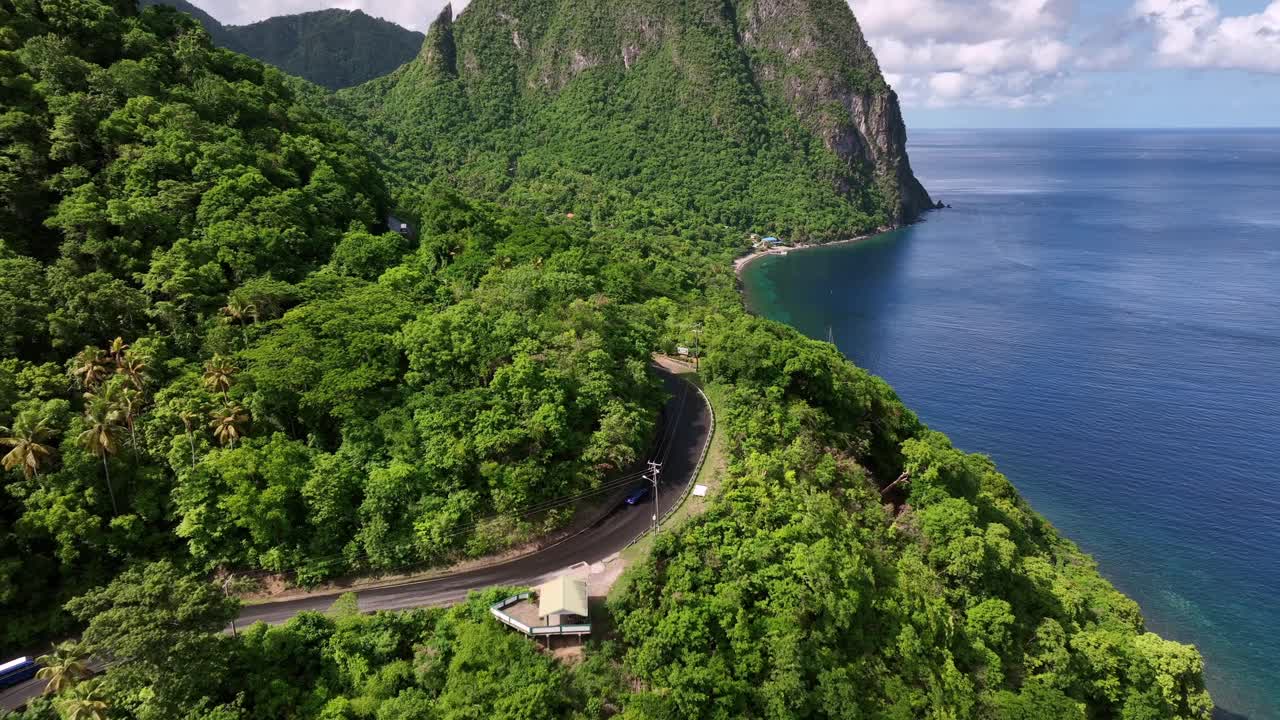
[741,129,1280,719]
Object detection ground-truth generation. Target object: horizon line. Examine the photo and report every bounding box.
[911,126,1280,131]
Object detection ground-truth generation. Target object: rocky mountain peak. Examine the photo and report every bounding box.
[420,4,458,75]
[348,0,933,234]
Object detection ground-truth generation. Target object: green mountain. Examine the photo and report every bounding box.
[342,0,934,240]
[138,0,423,90]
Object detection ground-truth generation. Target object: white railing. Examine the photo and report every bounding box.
[489,592,590,637]
[530,624,591,635]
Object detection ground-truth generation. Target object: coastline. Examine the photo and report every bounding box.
[736,189,1265,717]
[733,226,894,277]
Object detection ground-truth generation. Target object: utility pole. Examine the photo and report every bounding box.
[647,460,662,535]
[692,322,703,372]
[223,575,238,637]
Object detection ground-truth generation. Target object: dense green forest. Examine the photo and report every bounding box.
[137,0,424,91]
[0,0,674,643]
[0,0,1212,718]
[0,0,383,638]
[16,574,630,720]
[610,316,1212,718]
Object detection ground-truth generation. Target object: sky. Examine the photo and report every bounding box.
[195,0,1280,128]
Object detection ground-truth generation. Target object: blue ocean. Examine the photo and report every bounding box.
[741,129,1280,719]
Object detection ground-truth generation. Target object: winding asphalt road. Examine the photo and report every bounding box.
[0,368,710,710]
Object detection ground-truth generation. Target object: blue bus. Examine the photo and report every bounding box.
[0,657,38,690]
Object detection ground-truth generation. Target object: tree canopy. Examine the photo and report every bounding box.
[609,315,1213,719]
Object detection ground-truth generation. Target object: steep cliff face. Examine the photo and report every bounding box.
[736,0,933,222]
[419,4,458,76]
[344,0,931,235]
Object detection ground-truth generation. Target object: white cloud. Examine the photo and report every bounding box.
[198,0,465,30]
[873,36,1073,75]
[1135,0,1280,72]
[192,0,1280,113]
[850,0,1078,108]
[889,68,1067,109]
[1072,42,1136,71]
[854,0,1074,42]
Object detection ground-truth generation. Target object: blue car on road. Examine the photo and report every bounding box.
[0,657,38,690]
[624,485,651,506]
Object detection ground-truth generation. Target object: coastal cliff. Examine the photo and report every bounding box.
[342,0,932,236]
[737,0,933,223]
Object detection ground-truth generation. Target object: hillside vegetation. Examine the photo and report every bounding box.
[0,1,1213,719]
[138,0,423,90]
[0,0,666,643]
[1,0,385,635]
[340,0,932,241]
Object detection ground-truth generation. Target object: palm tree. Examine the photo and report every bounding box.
[209,404,248,449]
[118,386,144,458]
[221,297,258,345]
[35,640,90,696]
[115,352,148,392]
[179,410,200,469]
[56,679,109,720]
[0,408,58,481]
[78,393,122,514]
[70,347,111,391]
[106,336,129,364]
[202,355,238,401]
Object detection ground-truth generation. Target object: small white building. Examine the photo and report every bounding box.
[536,575,589,625]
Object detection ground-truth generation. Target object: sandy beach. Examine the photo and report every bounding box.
[733,227,894,277]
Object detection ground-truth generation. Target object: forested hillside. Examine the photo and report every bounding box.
[137,0,423,90]
[340,0,933,241]
[0,0,385,638]
[1,1,1213,719]
[0,0,664,645]
[610,317,1212,718]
